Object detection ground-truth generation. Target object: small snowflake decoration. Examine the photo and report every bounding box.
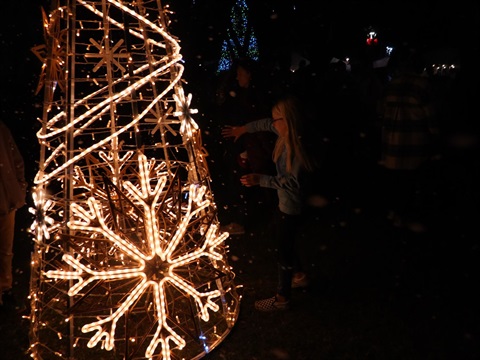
[173,87,199,137]
[29,187,57,243]
[31,7,67,98]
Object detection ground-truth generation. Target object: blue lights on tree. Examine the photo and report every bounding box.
[217,0,259,73]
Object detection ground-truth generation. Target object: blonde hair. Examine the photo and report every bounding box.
[272,95,316,173]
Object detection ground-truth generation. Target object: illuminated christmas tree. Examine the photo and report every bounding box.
[28,1,241,359]
[217,0,260,73]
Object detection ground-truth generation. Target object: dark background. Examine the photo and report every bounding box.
[0,1,479,359]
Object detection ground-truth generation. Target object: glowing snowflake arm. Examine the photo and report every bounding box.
[167,274,220,321]
[165,184,209,260]
[207,225,230,248]
[81,279,150,351]
[122,155,168,259]
[166,225,225,322]
[145,282,186,359]
[172,225,227,265]
[122,156,167,207]
[68,198,146,260]
[98,150,135,181]
[206,225,230,260]
[45,254,144,296]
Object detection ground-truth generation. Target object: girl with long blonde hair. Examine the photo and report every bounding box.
[222,94,317,311]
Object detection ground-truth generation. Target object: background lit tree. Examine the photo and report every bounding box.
[217,0,260,73]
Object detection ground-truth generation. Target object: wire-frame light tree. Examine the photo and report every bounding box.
[28,1,241,359]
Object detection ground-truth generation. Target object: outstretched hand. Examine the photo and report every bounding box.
[240,173,261,187]
[221,125,246,142]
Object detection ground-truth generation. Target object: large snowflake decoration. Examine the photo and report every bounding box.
[44,154,232,359]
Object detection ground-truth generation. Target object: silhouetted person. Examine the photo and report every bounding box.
[377,44,440,232]
[214,58,275,234]
[0,120,27,308]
